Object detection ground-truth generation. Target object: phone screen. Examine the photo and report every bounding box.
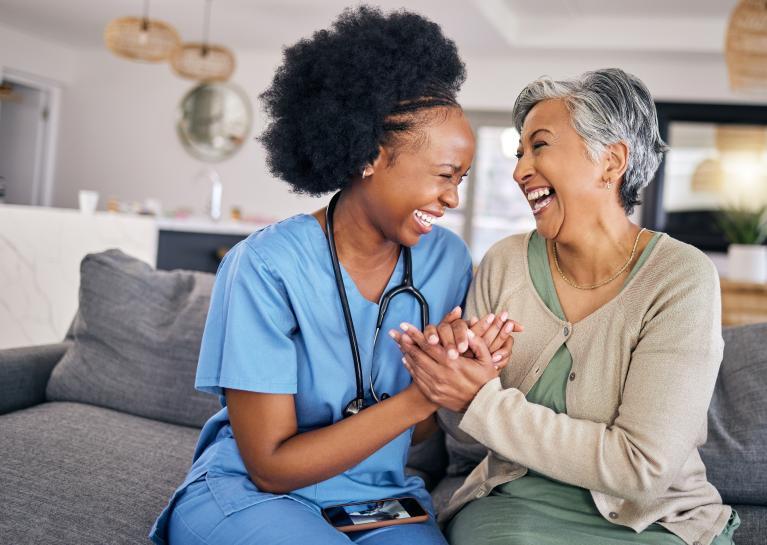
[324,498,426,527]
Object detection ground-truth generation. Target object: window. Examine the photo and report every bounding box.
[444,110,535,263]
[643,102,767,251]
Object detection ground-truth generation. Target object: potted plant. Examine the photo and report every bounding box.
[717,204,767,283]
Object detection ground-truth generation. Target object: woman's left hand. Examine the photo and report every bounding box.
[394,323,503,412]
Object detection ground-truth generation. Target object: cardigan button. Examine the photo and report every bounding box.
[692,542,702,545]
[563,326,570,336]
[609,511,619,519]
[569,372,576,381]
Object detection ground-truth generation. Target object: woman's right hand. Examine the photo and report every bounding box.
[397,325,504,412]
[421,307,523,367]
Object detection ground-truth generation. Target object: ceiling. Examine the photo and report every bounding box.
[0,0,739,56]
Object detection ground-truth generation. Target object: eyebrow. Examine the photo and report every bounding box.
[434,163,461,172]
[519,128,554,144]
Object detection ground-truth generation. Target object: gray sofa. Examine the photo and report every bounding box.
[1,249,765,544]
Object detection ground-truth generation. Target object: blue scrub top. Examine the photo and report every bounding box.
[151,214,472,543]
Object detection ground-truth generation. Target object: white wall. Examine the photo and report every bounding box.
[0,23,76,85]
[5,33,767,222]
[54,50,328,218]
[52,48,326,221]
[460,49,767,110]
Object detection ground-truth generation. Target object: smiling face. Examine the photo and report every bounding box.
[514,99,613,242]
[362,107,475,247]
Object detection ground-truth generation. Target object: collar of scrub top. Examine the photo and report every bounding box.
[325,190,430,418]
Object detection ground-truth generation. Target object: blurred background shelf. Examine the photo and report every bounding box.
[721,278,767,326]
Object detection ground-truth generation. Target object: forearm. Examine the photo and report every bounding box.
[459,381,642,500]
[247,387,435,493]
[460,376,711,504]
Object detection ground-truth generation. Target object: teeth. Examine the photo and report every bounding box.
[533,195,553,211]
[414,210,435,225]
[527,187,551,201]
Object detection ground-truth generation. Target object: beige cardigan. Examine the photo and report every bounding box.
[441,232,731,545]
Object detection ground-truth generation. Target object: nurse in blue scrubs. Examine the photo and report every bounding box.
[150,6,513,545]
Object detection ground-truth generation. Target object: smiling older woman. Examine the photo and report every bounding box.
[394,69,740,545]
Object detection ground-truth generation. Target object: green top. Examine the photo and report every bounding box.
[524,229,661,414]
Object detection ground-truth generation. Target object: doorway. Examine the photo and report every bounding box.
[0,69,60,206]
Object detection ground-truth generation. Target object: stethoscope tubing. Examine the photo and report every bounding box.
[324,191,429,417]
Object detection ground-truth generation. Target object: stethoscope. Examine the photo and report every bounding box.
[324,191,430,418]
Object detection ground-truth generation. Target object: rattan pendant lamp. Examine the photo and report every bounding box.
[104,0,180,62]
[170,0,236,82]
[725,0,767,93]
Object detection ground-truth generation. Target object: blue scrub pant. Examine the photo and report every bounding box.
[167,478,448,545]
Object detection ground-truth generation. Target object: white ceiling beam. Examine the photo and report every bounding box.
[473,0,728,54]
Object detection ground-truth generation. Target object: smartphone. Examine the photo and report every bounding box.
[321,496,429,532]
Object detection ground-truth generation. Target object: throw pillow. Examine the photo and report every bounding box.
[701,322,767,505]
[47,249,220,428]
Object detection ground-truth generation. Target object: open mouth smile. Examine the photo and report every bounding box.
[412,209,441,233]
[526,186,556,216]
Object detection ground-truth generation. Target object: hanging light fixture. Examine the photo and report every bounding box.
[725,0,767,93]
[104,0,180,62]
[170,0,236,82]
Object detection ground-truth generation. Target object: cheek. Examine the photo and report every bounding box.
[397,178,442,207]
[546,161,599,202]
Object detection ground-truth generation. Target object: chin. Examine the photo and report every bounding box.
[535,217,564,241]
[534,217,552,237]
[398,218,433,247]
[400,232,422,247]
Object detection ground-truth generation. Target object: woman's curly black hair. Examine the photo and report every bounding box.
[259,5,466,195]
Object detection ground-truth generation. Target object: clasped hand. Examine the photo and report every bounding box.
[388,307,523,412]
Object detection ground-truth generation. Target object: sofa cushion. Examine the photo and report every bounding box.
[46,249,220,428]
[0,401,199,545]
[701,322,767,506]
[728,505,767,545]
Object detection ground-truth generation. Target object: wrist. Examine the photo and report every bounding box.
[402,385,438,422]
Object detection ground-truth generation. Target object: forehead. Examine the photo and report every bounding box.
[421,108,475,155]
[520,99,571,139]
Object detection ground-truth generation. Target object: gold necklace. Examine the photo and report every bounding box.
[552,228,646,290]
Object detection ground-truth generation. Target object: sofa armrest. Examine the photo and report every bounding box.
[0,341,71,414]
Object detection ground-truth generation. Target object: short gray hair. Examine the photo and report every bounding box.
[511,68,668,215]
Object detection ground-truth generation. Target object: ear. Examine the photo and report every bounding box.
[368,145,389,175]
[603,141,629,185]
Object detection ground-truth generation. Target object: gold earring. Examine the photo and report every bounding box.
[605,180,613,190]
[361,167,371,179]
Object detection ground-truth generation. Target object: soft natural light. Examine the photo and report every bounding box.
[500,127,520,160]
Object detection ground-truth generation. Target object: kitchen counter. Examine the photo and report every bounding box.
[156,216,269,236]
[0,205,275,349]
[0,205,158,349]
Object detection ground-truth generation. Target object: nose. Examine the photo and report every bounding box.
[513,153,535,188]
[439,184,459,210]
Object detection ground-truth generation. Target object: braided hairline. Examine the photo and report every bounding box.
[378,94,461,164]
